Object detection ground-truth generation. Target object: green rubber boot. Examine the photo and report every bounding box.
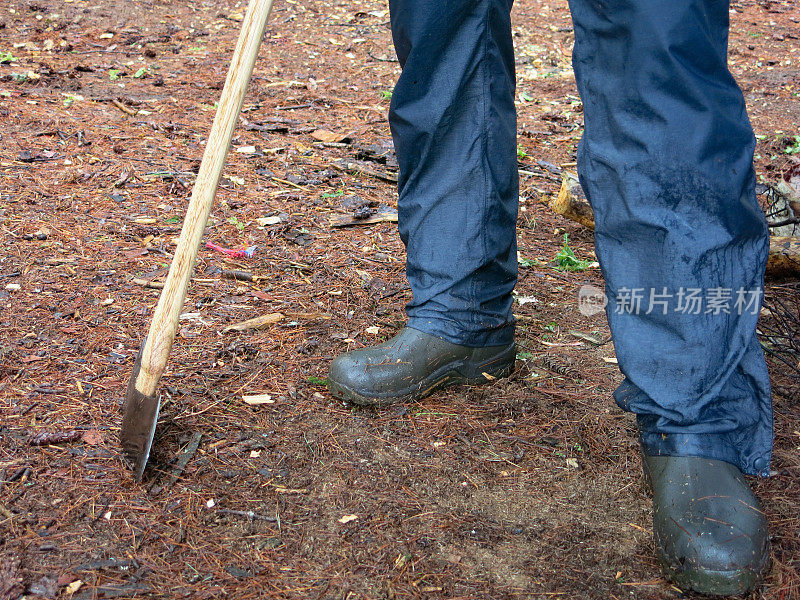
[327,327,515,407]
[643,454,770,596]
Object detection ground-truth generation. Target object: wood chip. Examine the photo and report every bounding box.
[222,313,284,333]
[242,394,273,405]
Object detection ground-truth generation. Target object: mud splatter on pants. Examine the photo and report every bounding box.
[387,0,773,475]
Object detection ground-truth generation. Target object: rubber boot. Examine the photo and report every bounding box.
[327,327,515,407]
[642,454,770,595]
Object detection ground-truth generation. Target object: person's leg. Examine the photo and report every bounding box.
[567,0,771,592]
[328,0,519,405]
[389,0,518,348]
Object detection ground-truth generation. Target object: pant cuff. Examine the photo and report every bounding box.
[638,427,771,477]
[406,316,515,348]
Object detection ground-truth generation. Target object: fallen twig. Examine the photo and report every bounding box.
[132,278,165,289]
[164,432,203,490]
[110,98,137,116]
[331,159,398,183]
[221,269,255,282]
[329,210,398,227]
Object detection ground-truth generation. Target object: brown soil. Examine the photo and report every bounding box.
[0,0,798,599]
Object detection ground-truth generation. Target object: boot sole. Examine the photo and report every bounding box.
[328,343,516,408]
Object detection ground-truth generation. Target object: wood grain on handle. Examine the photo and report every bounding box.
[134,0,275,397]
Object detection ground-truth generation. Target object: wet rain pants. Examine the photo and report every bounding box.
[387,0,773,475]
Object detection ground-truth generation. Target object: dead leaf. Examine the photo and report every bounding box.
[82,429,104,446]
[56,572,78,587]
[123,248,149,259]
[222,312,284,333]
[781,160,800,199]
[311,129,350,143]
[64,580,83,594]
[338,514,358,524]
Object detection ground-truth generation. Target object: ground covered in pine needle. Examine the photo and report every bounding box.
[1,0,798,598]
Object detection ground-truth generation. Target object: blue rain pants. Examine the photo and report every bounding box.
[387,0,773,476]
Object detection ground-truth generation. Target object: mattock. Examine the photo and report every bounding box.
[120,0,276,482]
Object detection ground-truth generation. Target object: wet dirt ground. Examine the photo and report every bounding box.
[1,0,798,598]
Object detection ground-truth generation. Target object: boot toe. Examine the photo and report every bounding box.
[657,510,769,595]
[327,346,416,403]
[645,455,770,595]
[328,350,374,398]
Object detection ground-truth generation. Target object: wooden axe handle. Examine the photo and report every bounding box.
[134,0,274,397]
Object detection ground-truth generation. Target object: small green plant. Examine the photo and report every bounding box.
[518,255,539,268]
[554,234,591,272]
[227,216,246,231]
[516,351,534,361]
[165,215,182,224]
[544,321,557,333]
[380,90,392,100]
[783,135,800,155]
[517,145,529,160]
[321,190,344,199]
[11,72,28,83]
[0,51,17,64]
[134,67,148,79]
[307,376,327,386]
[109,69,121,81]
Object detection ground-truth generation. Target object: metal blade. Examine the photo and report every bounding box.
[120,341,161,482]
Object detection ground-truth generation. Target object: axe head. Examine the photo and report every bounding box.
[120,341,160,482]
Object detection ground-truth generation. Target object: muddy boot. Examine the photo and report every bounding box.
[642,454,770,596]
[327,327,515,407]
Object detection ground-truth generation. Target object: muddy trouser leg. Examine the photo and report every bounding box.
[567,0,773,475]
[387,0,518,348]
